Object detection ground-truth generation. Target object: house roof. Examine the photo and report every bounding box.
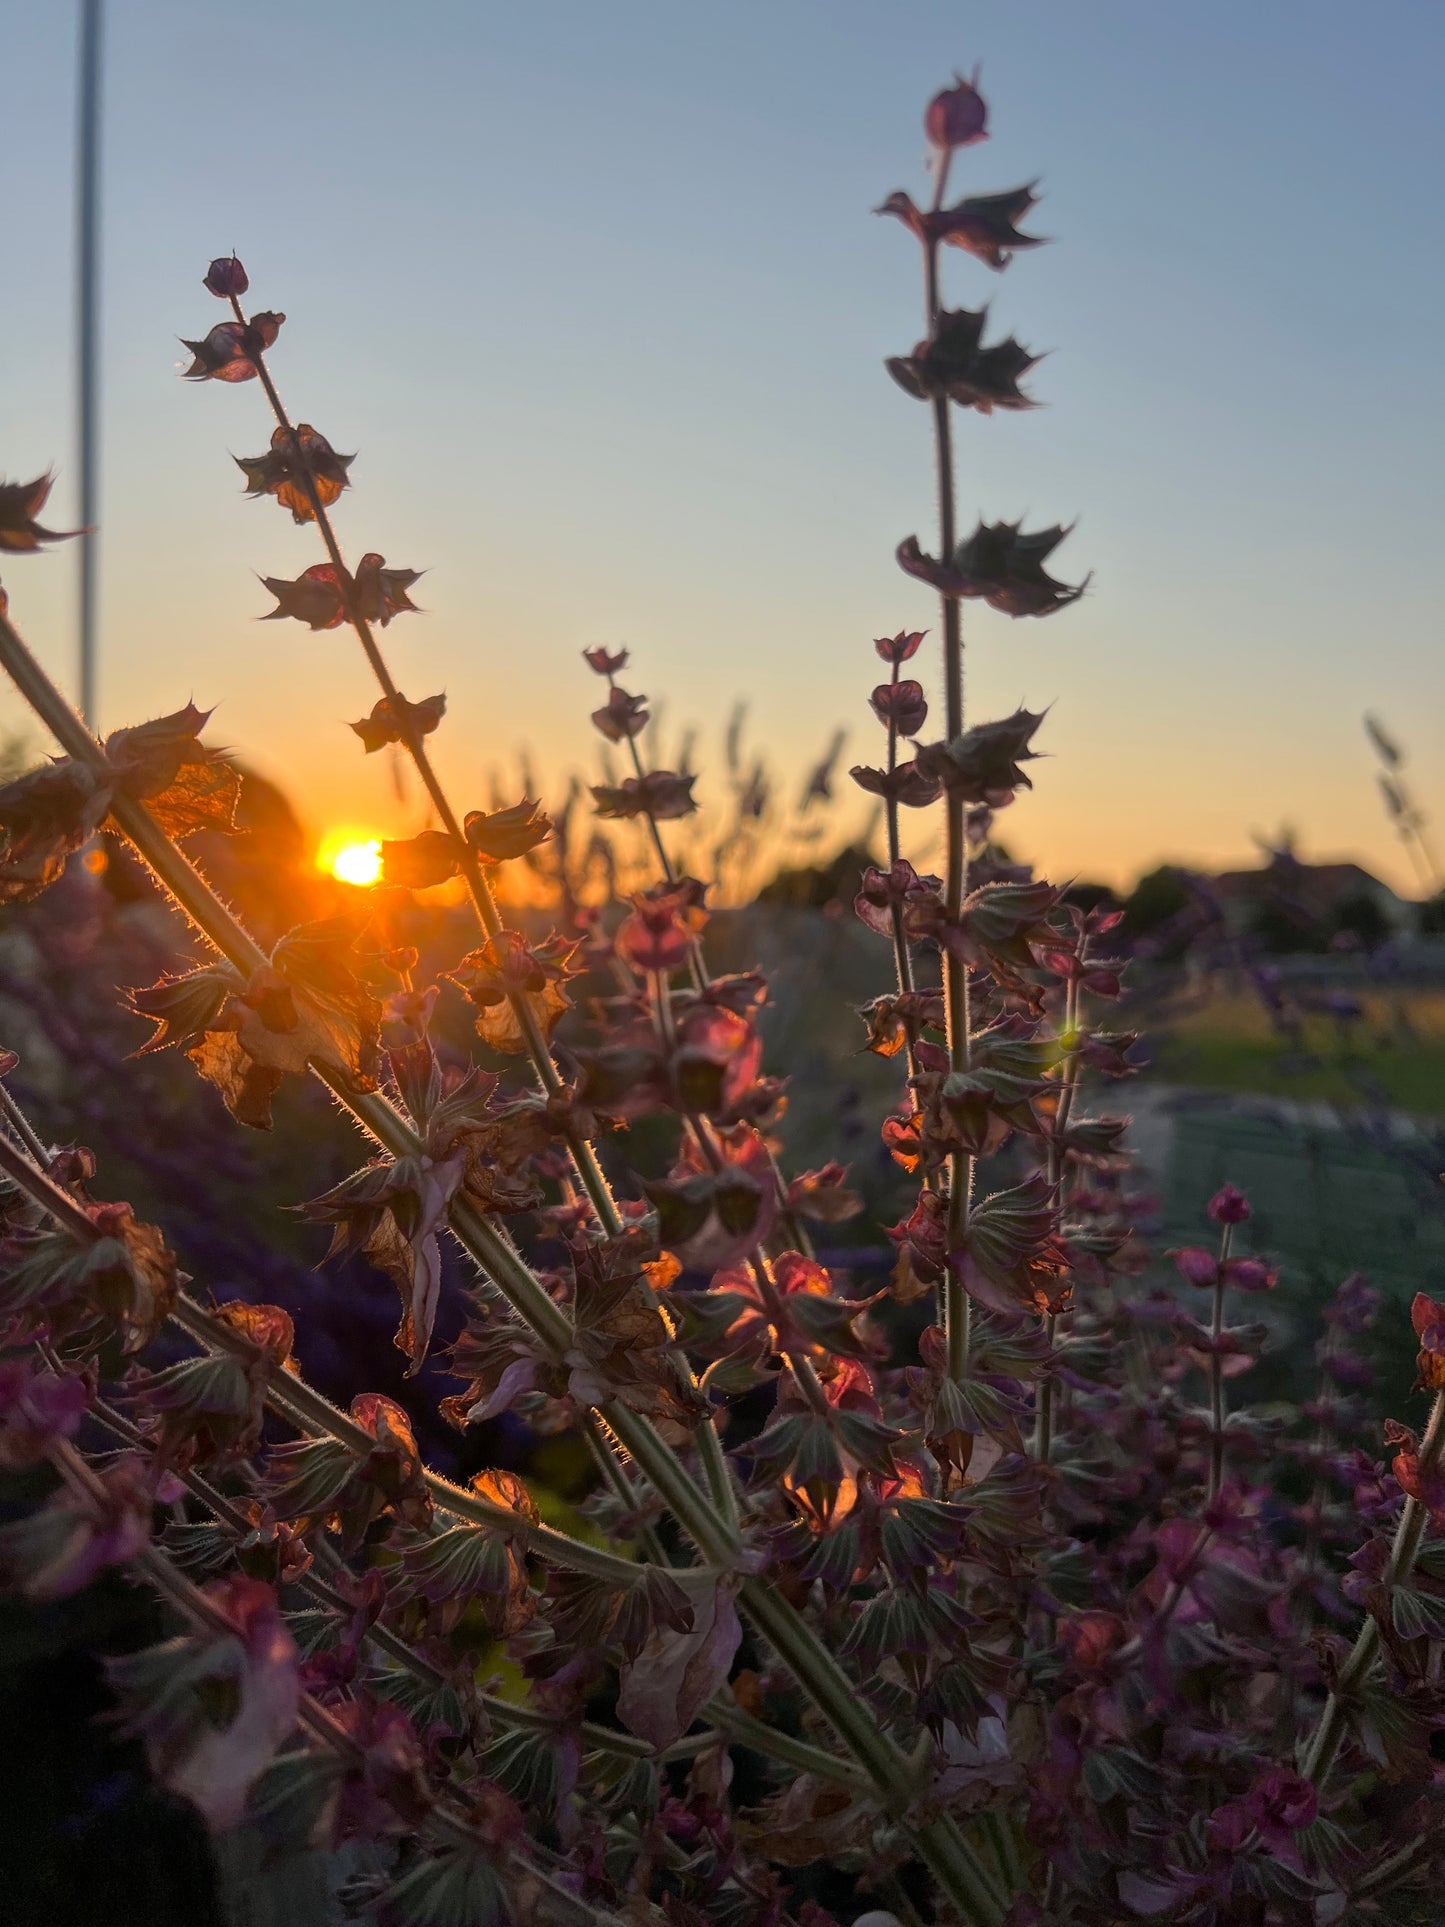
[1207,859,1404,908]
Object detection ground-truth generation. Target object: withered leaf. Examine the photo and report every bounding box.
[0,760,112,904]
[616,1577,742,1751]
[105,703,240,838]
[305,1152,467,1371]
[381,830,462,891]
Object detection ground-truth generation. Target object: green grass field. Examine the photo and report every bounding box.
[1149,988,1445,1115]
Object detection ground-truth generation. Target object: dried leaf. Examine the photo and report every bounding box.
[616,1577,742,1750]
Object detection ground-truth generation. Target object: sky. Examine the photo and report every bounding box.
[4,0,1443,893]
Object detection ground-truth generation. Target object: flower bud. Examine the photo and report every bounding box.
[874,630,926,665]
[924,70,988,152]
[869,679,928,737]
[203,254,249,298]
[1207,1183,1252,1225]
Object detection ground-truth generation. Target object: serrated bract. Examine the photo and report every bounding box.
[464,798,553,863]
[912,708,1047,807]
[591,770,697,821]
[887,306,1039,414]
[349,691,446,754]
[128,920,381,1129]
[898,523,1087,616]
[236,424,355,524]
[448,931,580,1055]
[0,473,81,553]
[261,555,421,631]
[591,686,649,742]
[180,312,284,381]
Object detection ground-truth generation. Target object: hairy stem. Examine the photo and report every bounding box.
[1300,1388,1445,1787]
[1034,977,1083,1463]
[919,234,973,1380]
[1207,1222,1234,1502]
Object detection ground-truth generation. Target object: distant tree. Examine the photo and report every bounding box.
[1120,864,1191,940]
[755,841,874,910]
[1331,890,1390,951]
[1247,898,1330,955]
[1059,880,1118,917]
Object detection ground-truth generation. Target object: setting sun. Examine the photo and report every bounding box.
[328,838,383,887]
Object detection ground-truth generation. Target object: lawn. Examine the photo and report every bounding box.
[1147,985,1445,1116]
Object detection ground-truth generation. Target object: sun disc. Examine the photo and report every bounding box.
[331,839,382,887]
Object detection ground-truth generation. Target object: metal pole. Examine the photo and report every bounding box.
[76,0,102,727]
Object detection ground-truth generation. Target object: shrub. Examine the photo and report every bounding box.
[1,70,1443,1927]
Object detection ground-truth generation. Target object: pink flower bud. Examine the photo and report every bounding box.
[924,70,989,153]
[869,679,928,737]
[203,254,249,298]
[1208,1183,1252,1225]
[874,630,926,665]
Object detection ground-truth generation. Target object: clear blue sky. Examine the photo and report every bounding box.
[5,0,1443,890]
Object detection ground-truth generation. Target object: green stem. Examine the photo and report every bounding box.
[1300,1388,1445,1787]
[1034,977,1083,1463]
[919,237,973,1381]
[1207,1222,1234,1502]
[742,1579,1008,1924]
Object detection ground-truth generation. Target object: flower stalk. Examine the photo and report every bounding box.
[227,294,623,1240]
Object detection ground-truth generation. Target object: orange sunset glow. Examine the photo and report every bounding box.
[320,833,383,887]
